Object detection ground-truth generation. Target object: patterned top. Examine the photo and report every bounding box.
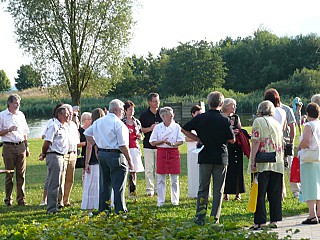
[248,116,284,174]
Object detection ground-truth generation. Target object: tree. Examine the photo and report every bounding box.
[7,0,134,105]
[15,64,42,90]
[160,41,226,96]
[267,68,320,98]
[0,69,11,92]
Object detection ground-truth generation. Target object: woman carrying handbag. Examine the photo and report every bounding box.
[297,102,320,224]
[248,100,284,230]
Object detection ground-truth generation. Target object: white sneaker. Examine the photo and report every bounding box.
[88,212,93,217]
[39,201,47,206]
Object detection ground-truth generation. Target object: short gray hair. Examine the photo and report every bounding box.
[311,94,320,106]
[207,91,224,109]
[256,100,275,117]
[61,104,73,113]
[159,106,173,118]
[81,112,92,122]
[221,98,236,113]
[109,99,124,112]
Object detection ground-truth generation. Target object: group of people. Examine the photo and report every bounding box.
[2,90,320,229]
[248,91,320,229]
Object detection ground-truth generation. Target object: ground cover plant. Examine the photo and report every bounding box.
[0,129,307,239]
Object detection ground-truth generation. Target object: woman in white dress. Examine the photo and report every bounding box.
[81,108,105,216]
[297,102,320,224]
[123,101,145,199]
[186,105,202,198]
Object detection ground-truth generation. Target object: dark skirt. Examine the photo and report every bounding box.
[224,143,246,194]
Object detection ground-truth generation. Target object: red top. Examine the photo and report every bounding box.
[127,124,138,148]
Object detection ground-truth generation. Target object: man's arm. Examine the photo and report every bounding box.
[181,128,200,142]
[119,145,134,170]
[39,140,51,161]
[289,122,296,143]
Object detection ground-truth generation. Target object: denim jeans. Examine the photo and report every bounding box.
[98,151,128,214]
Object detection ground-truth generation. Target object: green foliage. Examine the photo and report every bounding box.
[0,138,306,239]
[220,29,320,94]
[160,40,226,97]
[15,64,42,90]
[7,0,135,106]
[267,68,320,99]
[0,69,11,92]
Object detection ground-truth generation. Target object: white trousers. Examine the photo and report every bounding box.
[157,174,179,205]
[143,148,157,195]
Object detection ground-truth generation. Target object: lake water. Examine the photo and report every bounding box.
[27,113,254,139]
[28,119,50,139]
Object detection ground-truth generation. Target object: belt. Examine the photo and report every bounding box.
[98,148,122,153]
[3,141,24,146]
[67,151,76,154]
[46,151,64,156]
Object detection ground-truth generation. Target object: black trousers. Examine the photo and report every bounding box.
[254,171,283,224]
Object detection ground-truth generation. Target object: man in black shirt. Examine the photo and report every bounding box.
[139,93,162,197]
[182,91,235,225]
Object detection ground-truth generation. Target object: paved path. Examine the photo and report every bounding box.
[268,214,320,239]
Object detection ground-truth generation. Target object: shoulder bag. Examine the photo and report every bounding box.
[299,122,320,163]
[255,117,277,163]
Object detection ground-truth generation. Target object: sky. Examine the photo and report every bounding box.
[1,0,320,86]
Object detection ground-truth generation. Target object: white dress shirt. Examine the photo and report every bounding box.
[84,113,129,149]
[44,118,69,154]
[0,109,29,142]
[67,121,80,152]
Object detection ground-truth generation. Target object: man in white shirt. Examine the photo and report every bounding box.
[58,104,80,208]
[84,99,134,214]
[0,94,29,207]
[39,106,70,214]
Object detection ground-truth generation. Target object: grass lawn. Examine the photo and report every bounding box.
[0,128,308,239]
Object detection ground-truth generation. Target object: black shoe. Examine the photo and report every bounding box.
[5,202,12,207]
[58,204,64,209]
[18,201,28,206]
[302,217,318,224]
[47,210,59,214]
[194,219,205,226]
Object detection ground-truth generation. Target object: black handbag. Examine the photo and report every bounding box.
[75,156,85,168]
[255,151,276,163]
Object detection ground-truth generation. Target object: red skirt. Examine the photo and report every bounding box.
[156,147,180,174]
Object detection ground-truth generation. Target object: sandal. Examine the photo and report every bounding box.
[268,222,278,228]
[249,224,260,230]
[302,217,318,224]
[223,195,229,201]
[234,195,241,201]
